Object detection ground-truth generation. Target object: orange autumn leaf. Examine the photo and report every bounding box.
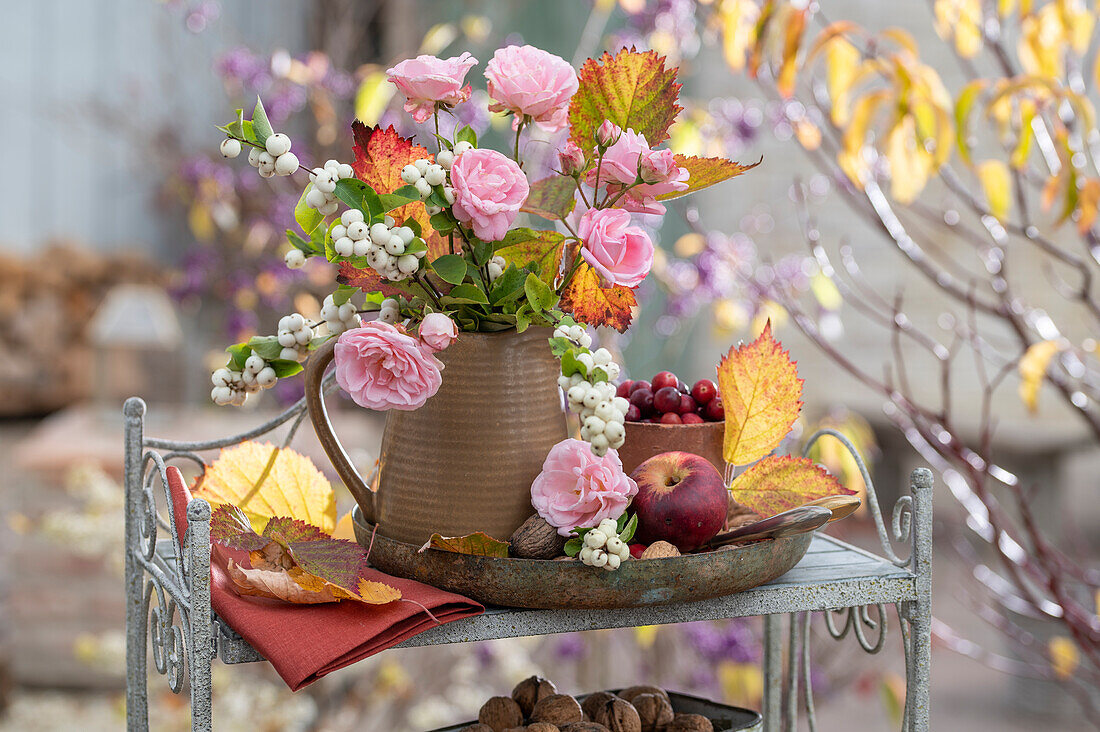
[718,322,804,465]
[559,260,637,332]
[728,455,855,517]
[420,531,510,557]
[192,441,336,534]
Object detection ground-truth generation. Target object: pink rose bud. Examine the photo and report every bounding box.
[485,45,579,132]
[578,208,654,289]
[558,142,586,176]
[418,312,458,352]
[386,52,479,123]
[333,322,444,411]
[638,147,680,184]
[584,127,689,216]
[530,438,638,536]
[450,148,530,242]
[596,120,621,148]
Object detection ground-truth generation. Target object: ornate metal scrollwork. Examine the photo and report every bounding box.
[145,578,186,693]
[822,603,888,654]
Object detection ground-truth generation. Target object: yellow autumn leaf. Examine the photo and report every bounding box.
[1018,340,1061,413]
[934,0,982,58]
[825,36,861,125]
[353,70,395,127]
[192,441,336,534]
[728,455,856,517]
[977,160,1012,221]
[719,0,759,72]
[886,114,934,204]
[1077,179,1100,235]
[718,660,763,707]
[1049,635,1079,679]
[839,90,889,186]
[718,322,804,466]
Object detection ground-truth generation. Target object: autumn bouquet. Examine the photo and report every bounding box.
[209,45,752,458]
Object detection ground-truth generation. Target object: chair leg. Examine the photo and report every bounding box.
[124,398,149,732]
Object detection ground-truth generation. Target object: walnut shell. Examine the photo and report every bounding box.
[591,698,641,732]
[530,694,584,726]
[479,696,525,732]
[666,713,713,732]
[560,724,610,732]
[460,725,495,732]
[629,693,674,732]
[502,728,528,732]
[617,686,670,704]
[510,515,567,559]
[512,675,559,717]
[639,541,681,559]
[526,724,561,732]
[581,691,619,721]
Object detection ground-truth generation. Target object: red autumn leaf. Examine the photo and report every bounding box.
[559,261,637,332]
[521,176,578,220]
[419,531,510,557]
[656,155,762,201]
[717,321,804,465]
[728,455,856,518]
[568,48,683,149]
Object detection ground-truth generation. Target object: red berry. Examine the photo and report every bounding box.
[629,543,646,559]
[630,379,651,394]
[660,412,683,424]
[625,404,642,422]
[653,386,681,413]
[676,378,690,394]
[677,394,697,414]
[651,371,678,391]
[691,378,717,405]
[629,388,654,415]
[682,412,705,424]
[704,396,725,421]
[615,380,634,398]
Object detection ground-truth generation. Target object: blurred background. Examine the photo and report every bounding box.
[2,0,1098,729]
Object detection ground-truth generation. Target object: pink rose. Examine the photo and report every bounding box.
[386,52,478,123]
[585,127,689,215]
[485,45,578,132]
[333,322,444,411]
[596,119,621,147]
[450,148,529,241]
[418,312,458,352]
[577,208,654,288]
[557,141,586,176]
[530,438,638,536]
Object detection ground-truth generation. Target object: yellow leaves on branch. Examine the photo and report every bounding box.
[977,160,1012,221]
[717,322,803,466]
[192,441,336,534]
[1018,339,1061,413]
[1048,635,1080,680]
[934,0,983,58]
[728,455,855,518]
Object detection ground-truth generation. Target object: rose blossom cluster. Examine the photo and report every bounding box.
[530,439,638,537]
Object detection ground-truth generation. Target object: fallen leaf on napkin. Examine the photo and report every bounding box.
[212,504,400,605]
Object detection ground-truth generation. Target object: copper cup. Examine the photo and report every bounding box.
[615,420,727,476]
[305,328,567,545]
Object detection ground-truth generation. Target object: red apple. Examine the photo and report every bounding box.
[653,386,681,413]
[652,371,678,391]
[629,543,646,559]
[704,396,724,421]
[659,412,682,424]
[691,379,717,405]
[681,412,705,424]
[629,451,729,552]
[616,380,634,398]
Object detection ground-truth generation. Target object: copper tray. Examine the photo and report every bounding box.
[352,506,812,610]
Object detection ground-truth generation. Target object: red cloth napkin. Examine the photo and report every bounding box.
[166,466,484,690]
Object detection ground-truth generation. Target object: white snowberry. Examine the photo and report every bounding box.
[341,209,365,226]
[347,221,369,240]
[331,224,347,240]
[487,261,504,281]
[275,152,299,176]
[211,368,233,387]
[604,553,621,570]
[590,550,609,568]
[257,166,276,179]
[579,546,595,563]
[593,348,613,366]
[604,420,625,443]
[337,163,353,179]
[443,187,456,205]
[352,238,370,257]
[277,331,297,348]
[283,313,305,331]
[582,389,601,409]
[279,347,300,362]
[584,530,607,548]
[453,141,474,155]
[284,249,306,269]
[424,165,446,186]
[247,146,262,167]
[605,536,624,554]
[370,224,390,246]
[220,138,242,158]
[567,384,587,404]
[313,172,337,194]
[557,375,572,390]
[584,415,606,434]
[334,237,354,257]
[244,354,265,373]
[265,133,292,157]
[397,254,419,274]
[414,178,433,198]
[318,199,339,216]
[256,367,277,388]
[590,432,610,452]
[305,188,328,209]
[385,236,406,256]
[436,149,455,168]
[401,164,421,183]
[257,151,276,170]
[211,386,232,405]
[414,158,430,174]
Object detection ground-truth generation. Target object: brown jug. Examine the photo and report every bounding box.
[305,327,568,545]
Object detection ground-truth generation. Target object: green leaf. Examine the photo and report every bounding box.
[403,237,428,255]
[225,343,251,371]
[378,184,420,212]
[515,305,532,333]
[217,108,246,139]
[247,336,283,360]
[444,284,489,304]
[269,359,304,378]
[472,239,493,266]
[430,212,456,234]
[495,229,569,283]
[455,124,478,147]
[332,284,358,306]
[564,537,583,557]
[488,264,527,305]
[568,48,682,148]
[294,185,325,235]
[619,513,638,543]
[521,176,577,220]
[404,217,422,238]
[524,273,557,312]
[547,336,573,357]
[560,349,586,378]
[252,96,274,145]
[431,254,468,285]
[334,179,383,221]
[240,120,260,146]
[589,366,609,384]
[286,229,316,255]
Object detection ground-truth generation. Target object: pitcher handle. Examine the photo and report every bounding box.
[304,337,376,523]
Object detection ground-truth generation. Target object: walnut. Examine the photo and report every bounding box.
[629,693,674,732]
[510,515,567,559]
[502,728,528,732]
[512,675,559,717]
[530,694,584,726]
[665,713,713,732]
[559,724,610,732]
[591,698,641,732]
[581,691,619,721]
[479,696,525,732]
[460,725,495,732]
[617,686,669,705]
[526,724,561,732]
[639,541,681,559]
